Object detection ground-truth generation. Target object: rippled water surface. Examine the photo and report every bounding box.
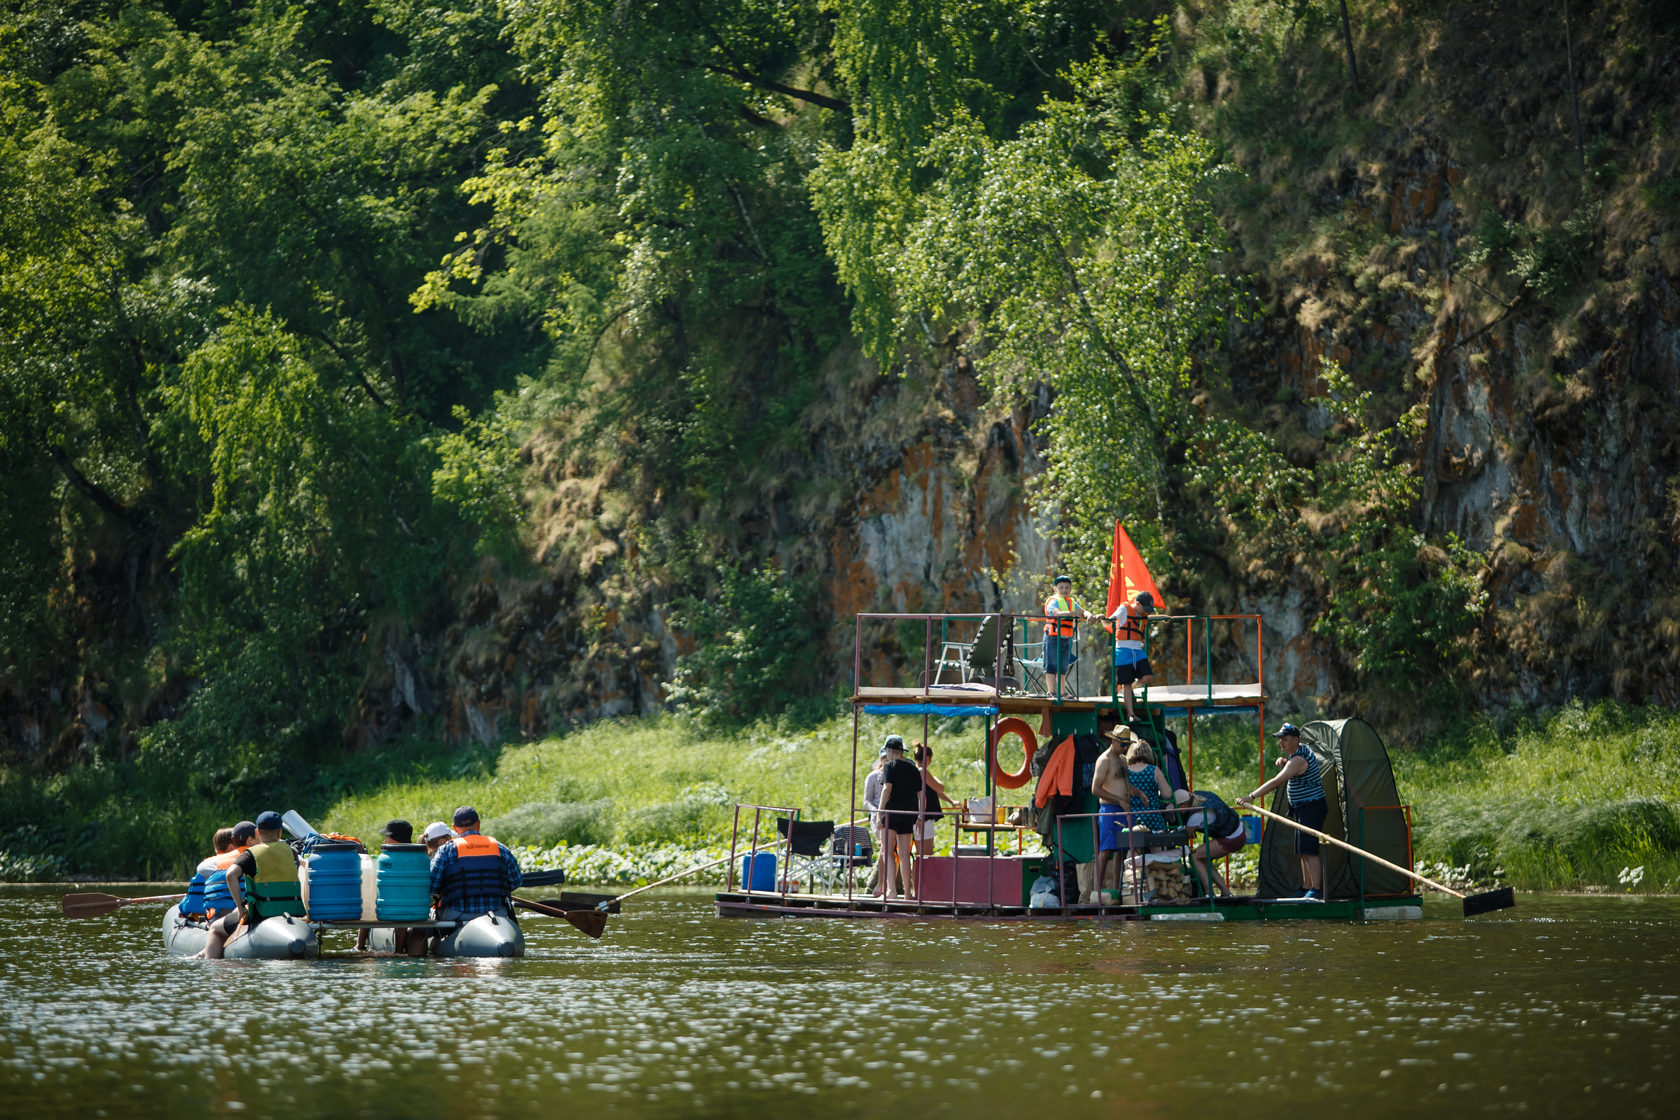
[2,886,1676,1117]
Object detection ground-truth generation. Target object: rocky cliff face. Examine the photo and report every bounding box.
[357,4,1680,744]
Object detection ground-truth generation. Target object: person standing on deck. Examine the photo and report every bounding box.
[1042,574,1095,698]
[1091,726,1137,903]
[431,806,523,922]
[912,742,956,856]
[1106,590,1155,721]
[863,741,892,895]
[877,738,924,899]
[1238,724,1326,900]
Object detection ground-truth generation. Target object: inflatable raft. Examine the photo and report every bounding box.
[365,911,525,958]
[161,905,320,959]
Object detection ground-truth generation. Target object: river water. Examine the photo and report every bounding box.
[1,886,1675,1117]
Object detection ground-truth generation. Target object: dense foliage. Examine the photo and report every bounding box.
[4,1,1671,878]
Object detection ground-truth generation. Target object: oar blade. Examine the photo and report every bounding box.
[1463,886,1516,917]
[61,893,125,919]
[563,909,608,939]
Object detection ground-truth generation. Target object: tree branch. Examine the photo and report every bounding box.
[702,64,851,114]
[46,444,142,528]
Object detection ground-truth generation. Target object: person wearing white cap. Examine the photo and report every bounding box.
[420,821,454,854]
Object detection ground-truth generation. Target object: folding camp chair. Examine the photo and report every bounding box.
[1014,635,1047,695]
[776,818,836,891]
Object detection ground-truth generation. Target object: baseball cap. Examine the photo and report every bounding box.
[380,819,413,844]
[1273,722,1301,738]
[883,734,905,752]
[1054,573,1072,585]
[231,820,258,844]
[1135,591,1154,608]
[420,821,453,844]
[452,805,480,827]
[254,810,283,830]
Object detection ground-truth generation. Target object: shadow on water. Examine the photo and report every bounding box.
[2,885,1677,1117]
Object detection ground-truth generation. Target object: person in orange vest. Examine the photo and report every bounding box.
[1042,574,1095,698]
[430,806,523,922]
[1106,590,1156,721]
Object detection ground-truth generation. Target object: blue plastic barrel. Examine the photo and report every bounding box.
[741,851,776,892]
[306,841,363,920]
[376,843,432,922]
[1242,816,1262,845]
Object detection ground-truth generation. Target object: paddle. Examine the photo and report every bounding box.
[1243,802,1516,916]
[62,892,187,919]
[511,850,751,937]
[519,868,567,888]
[511,897,607,940]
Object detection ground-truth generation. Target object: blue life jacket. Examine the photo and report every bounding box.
[181,870,209,918]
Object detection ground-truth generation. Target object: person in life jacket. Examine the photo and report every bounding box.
[197,811,304,958]
[1041,574,1094,699]
[429,806,523,922]
[1105,590,1156,721]
[181,826,239,920]
[1175,788,1246,899]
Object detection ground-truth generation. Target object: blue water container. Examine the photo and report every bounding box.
[306,841,363,920]
[376,843,432,922]
[1242,816,1262,845]
[741,851,776,892]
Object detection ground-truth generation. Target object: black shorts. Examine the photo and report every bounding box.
[214,911,274,936]
[1290,798,1329,853]
[1114,656,1154,686]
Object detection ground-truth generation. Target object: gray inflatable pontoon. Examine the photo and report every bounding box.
[366,911,525,958]
[161,905,320,959]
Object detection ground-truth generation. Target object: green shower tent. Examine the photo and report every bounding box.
[1257,717,1414,900]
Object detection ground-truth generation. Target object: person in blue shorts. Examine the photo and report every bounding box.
[1238,723,1327,899]
[1106,591,1155,720]
[1041,574,1093,698]
[1090,724,1136,902]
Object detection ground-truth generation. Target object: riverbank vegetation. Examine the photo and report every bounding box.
[3,4,1677,885]
[5,702,1676,892]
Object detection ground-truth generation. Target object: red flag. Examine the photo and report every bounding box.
[1105,522,1164,616]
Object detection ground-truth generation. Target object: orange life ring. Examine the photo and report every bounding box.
[990,717,1036,790]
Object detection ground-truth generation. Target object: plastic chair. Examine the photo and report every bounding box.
[825,823,874,890]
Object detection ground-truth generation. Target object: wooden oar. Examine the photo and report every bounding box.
[1244,802,1515,917]
[511,897,607,939]
[61,892,187,919]
[511,851,745,936]
[603,852,737,908]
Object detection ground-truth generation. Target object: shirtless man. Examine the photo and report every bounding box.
[1090,724,1136,903]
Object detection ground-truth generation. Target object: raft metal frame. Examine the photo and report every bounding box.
[718,609,1422,923]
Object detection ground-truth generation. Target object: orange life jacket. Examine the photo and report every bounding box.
[452,833,500,859]
[1115,605,1147,645]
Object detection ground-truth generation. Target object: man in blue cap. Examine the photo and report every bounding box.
[429,806,523,923]
[1042,574,1094,699]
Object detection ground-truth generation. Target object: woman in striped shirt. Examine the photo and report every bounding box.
[1238,723,1328,900]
